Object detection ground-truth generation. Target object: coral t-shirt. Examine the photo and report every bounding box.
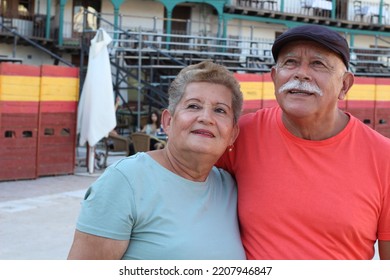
[218,106,390,259]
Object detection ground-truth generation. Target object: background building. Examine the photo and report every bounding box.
[1,0,390,150]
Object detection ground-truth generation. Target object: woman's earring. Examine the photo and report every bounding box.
[228,145,234,152]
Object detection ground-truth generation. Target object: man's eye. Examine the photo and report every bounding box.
[312,61,326,67]
[284,59,297,65]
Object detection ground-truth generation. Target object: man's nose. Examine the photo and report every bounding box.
[294,63,312,81]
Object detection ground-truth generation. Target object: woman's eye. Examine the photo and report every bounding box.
[215,107,226,114]
[187,104,200,109]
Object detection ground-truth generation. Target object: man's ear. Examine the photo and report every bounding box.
[161,109,172,133]
[271,66,276,83]
[339,72,355,100]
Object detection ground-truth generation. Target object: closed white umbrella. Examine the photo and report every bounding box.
[77,28,116,173]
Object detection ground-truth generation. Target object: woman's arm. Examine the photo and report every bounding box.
[379,240,390,260]
[67,230,129,260]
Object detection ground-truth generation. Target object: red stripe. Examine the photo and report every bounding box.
[39,101,78,113]
[375,101,390,108]
[345,100,376,108]
[0,63,40,76]
[243,99,278,111]
[243,99,262,110]
[262,73,273,82]
[0,101,39,113]
[353,76,377,85]
[234,73,262,82]
[375,77,390,86]
[40,65,79,78]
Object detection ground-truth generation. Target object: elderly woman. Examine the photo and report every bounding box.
[67,61,245,260]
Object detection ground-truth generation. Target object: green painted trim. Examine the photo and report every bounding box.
[45,0,51,40]
[58,0,67,46]
[113,7,119,40]
[350,34,355,47]
[111,0,126,8]
[157,0,227,15]
[379,0,384,24]
[331,0,336,19]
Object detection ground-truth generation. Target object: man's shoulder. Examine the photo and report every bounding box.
[350,114,390,147]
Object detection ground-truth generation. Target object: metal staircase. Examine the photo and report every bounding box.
[0,21,74,67]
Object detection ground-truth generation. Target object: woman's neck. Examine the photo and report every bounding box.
[149,149,214,182]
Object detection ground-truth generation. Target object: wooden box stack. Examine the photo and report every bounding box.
[0,63,79,181]
[0,63,41,180]
[37,65,79,177]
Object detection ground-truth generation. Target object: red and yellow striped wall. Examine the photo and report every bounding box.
[0,63,41,180]
[234,73,390,138]
[38,65,79,177]
[0,63,79,181]
[0,63,41,113]
[40,65,79,112]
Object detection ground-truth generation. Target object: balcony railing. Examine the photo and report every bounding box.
[2,1,390,44]
[232,0,390,24]
[106,29,390,77]
[0,15,55,39]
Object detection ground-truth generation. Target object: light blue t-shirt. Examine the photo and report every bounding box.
[76,152,246,260]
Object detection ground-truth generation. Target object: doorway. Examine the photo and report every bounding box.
[165,5,191,35]
[73,0,101,33]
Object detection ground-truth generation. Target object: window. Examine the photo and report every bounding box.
[18,0,33,17]
[73,0,101,33]
[1,0,34,18]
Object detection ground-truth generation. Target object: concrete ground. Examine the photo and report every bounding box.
[0,147,125,260]
[0,175,96,259]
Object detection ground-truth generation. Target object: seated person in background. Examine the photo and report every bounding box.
[142,110,161,135]
[141,110,165,150]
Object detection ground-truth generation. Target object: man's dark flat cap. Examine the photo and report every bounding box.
[272,25,350,68]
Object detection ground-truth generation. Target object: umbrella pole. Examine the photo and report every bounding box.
[87,144,95,174]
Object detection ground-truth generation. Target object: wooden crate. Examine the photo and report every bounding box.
[37,112,77,176]
[0,114,39,181]
[36,65,79,176]
[0,63,40,181]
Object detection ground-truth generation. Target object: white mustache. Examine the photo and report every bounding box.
[278,80,323,96]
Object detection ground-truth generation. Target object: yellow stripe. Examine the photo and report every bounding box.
[240,81,390,102]
[346,84,390,101]
[240,81,276,101]
[40,77,79,101]
[347,84,376,101]
[376,85,390,101]
[0,76,40,101]
[241,82,262,100]
[263,82,276,100]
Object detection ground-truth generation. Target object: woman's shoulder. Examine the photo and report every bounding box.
[210,166,236,186]
[111,152,151,171]
[100,153,161,192]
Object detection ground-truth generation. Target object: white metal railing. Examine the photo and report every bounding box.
[108,30,390,76]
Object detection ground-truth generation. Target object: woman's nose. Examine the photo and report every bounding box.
[198,108,215,124]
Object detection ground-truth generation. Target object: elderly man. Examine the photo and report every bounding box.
[218,25,390,259]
